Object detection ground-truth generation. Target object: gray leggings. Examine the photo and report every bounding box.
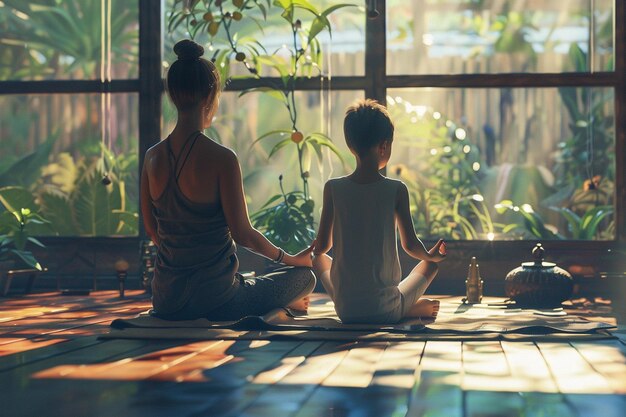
[167,266,316,321]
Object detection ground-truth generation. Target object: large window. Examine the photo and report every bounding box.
[0,0,139,236]
[382,0,619,241]
[1,0,624,244]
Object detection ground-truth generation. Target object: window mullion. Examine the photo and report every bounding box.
[614,0,626,242]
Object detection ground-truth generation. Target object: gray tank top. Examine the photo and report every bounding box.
[150,135,238,315]
[329,176,402,320]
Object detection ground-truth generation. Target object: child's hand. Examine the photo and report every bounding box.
[283,242,315,268]
[427,239,446,262]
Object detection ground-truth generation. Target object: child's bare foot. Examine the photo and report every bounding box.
[287,296,310,313]
[408,298,440,318]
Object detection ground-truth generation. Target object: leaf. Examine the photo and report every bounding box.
[567,42,587,72]
[72,165,123,236]
[307,133,345,164]
[307,15,331,45]
[254,54,289,78]
[112,210,139,235]
[308,3,354,43]
[268,137,294,159]
[273,0,295,22]
[0,186,38,213]
[258,193,284,210]
[579,206,613,239]
[250,129,291,148]
[301,141,312,172]
[0,134,57,188]
[38,190,75,236]
[239,87,287,103]
[27,236,46,248]
[12,249,41,270]
[553,207,581,238]
[257,2,267,20]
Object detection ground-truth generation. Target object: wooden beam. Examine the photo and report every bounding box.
[138,0,163,239]
[614,0,626,243]
[386,73,619,88]
[0,80,140,94]
[365,0,387,103]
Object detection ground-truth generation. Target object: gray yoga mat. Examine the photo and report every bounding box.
[103,295,616,341]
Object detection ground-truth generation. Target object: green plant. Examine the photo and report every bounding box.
[495,200,562,239]
[388,101,498,240]
[0,134,57,188]
[169,0,352,250]
[0,208,50,270]
[250,175,315,253]
[553,205,613,240]
[0,0,138,79]
[495,200,613,240]
[0,149,138,237]
[555,44,615,189]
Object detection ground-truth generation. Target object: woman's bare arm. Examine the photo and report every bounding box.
[395,182,445,262]
[140,158,160,247]
[220,150,312,266]
[313,181,334,255]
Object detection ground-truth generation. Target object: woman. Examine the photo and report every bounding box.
[141,39,315,321]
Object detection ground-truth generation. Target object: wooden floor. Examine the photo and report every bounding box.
[1,291,626,417]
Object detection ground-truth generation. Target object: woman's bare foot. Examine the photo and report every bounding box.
[407,298,440,318]
[287,296,310,313]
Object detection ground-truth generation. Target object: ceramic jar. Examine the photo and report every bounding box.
[505,243,574,308]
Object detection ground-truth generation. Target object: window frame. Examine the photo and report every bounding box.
[0,0,623,249]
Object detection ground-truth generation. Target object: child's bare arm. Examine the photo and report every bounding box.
[395,182,445,262]
[313,181,334,255]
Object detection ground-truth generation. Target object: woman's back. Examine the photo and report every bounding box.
[145,133,238,316]
[146,131,225,205]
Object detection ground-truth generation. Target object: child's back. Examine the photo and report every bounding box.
[313,98,446,324]
[329,176,403,321]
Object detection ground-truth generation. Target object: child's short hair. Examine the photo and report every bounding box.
[343,99,394,156]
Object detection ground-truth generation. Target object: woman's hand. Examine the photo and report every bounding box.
[283,242,315,268]
[427,239,447,262]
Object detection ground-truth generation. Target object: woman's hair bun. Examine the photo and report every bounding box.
[174,39,204,61]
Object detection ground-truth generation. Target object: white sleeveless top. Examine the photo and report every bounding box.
[329,176,403,321]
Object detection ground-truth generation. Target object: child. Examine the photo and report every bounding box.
[312,99,446,324]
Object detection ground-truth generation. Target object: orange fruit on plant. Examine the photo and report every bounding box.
[291,131,304,143]
[203,12,213,21]
[232,11,242,21]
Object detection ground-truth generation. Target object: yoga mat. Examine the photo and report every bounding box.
[103,295,616,342]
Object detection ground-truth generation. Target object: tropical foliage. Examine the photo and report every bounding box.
[388,101,497,240]
[0,0,138,80]
[0,143,138,237]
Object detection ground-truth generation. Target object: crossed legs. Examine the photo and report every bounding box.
[399,261,440,319]
[312,253,335,299]
[313,253,439,319]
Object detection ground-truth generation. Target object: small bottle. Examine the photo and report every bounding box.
[465,257,483,304]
